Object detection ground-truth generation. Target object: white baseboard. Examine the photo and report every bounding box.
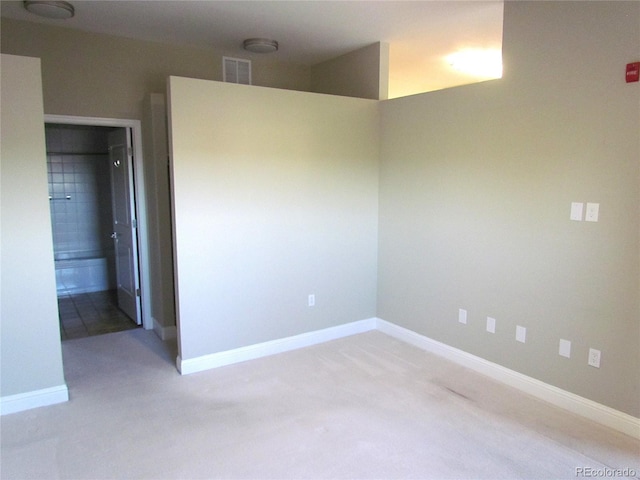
[0,384,69,416]
[177,317,377,375]
[174,316,639,438]
[153,316,177,341]
[375,318,640,440]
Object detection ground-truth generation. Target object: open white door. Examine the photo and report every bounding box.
[109,128,142,325]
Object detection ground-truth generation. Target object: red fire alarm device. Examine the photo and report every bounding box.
[626,62,640,83]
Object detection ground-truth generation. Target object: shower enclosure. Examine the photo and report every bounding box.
[46,124,117,296]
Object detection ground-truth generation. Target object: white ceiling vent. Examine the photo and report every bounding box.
[223,57,251,85]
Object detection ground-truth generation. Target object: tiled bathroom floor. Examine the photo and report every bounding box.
[58,290,139,340]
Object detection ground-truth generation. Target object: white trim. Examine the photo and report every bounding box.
[44,115,153,331]
[174,316,639,438]
[375,318,640,440]
[177,318,377,375]
[153,316,177,341]
[1,385,69,416]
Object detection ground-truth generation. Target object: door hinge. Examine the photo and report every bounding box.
[132,218,137,228]
[136,288,141,297]
[127,146,133,156]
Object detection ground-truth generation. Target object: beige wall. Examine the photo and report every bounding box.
[168,78,379,360]
[1,1,637,420]
[311,42,389,100]
[0,18,311,335]
[0,18,311,120]
[1,54,66,399]
[377,1,640,416]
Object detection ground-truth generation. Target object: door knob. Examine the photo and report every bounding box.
[110,232,118,239]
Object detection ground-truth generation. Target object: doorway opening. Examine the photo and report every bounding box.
[44,115,152,339]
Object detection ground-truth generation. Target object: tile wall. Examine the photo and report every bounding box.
[46,124,114,261]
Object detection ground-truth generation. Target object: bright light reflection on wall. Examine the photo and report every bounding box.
[446,49,503,79]
[386,1,504,99]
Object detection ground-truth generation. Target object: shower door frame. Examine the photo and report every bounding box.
[45,114,153,331]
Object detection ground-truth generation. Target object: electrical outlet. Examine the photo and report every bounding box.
[588,348,601,368]
[516,325,526,343]
[308,294,315,307]
[458,309,467,325]
[486,317,496,333]
[585,203,599,222]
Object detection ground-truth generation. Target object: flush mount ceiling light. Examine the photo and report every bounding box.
[23,0,75,19]
[243,38,279,54]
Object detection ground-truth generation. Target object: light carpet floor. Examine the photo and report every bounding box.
[1,329,638,479]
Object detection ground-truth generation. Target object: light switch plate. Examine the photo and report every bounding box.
[585,203,599,222]
[570,202,583,221]
[559,339,571,358]
[458,309,467,325]
[516,325,526,343]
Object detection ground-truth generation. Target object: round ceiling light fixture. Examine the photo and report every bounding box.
[23,0,75,19]
[243,38,279,54]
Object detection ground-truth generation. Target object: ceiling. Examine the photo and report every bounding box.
[0,0,504,98]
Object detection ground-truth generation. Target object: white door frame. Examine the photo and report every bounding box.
[44,114,153,331]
